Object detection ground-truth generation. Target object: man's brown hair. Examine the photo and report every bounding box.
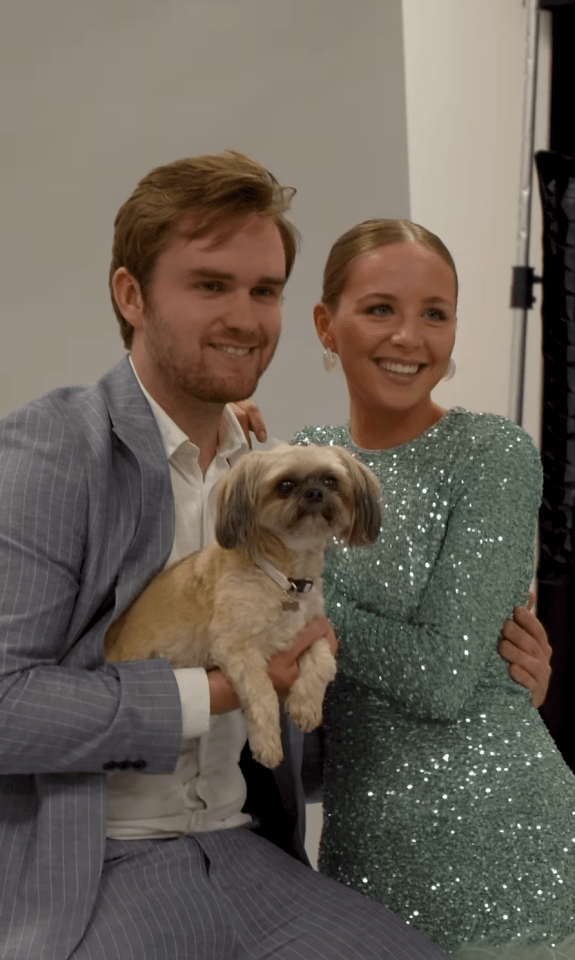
[110,151,300,348]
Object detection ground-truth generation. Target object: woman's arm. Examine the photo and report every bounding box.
[324,422,543,721]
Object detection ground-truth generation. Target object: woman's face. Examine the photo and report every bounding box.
[315,241,457,421]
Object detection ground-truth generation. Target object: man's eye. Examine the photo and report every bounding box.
[200,281,225,292]
[278,479,295,496]
[253,287,283,300]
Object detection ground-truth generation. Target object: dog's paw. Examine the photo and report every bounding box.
[285,695,323,733]
[248,732,284,769]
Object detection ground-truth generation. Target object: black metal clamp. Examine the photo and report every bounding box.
[510,265,543,310]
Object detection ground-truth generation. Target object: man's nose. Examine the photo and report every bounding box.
[223,291,259,332]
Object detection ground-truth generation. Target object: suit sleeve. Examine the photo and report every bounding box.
[323,424,543,721]
[0,403,183,775]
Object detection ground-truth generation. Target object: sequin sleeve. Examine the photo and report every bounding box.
[322,420,542,721]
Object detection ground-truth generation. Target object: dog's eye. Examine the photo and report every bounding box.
[323,475,338,490]
[278,479,296,496]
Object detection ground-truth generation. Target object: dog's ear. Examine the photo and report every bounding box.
[335,447,382,546]
[215,453,265,550]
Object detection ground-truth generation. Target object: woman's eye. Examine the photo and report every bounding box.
[425,307,447,321]
[278,479,295,496]
[367,304,393,317]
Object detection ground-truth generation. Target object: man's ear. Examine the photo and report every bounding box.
[112,268,145,332]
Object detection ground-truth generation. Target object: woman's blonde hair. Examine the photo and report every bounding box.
[110,150,300,348]
[321,219,458,311]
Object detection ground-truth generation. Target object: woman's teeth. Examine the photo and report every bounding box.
[377,360,420,375]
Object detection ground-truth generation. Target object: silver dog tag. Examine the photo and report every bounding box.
[282,600,300,612]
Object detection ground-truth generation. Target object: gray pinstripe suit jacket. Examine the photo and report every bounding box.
[0,357,316,960]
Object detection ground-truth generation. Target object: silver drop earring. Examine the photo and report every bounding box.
[442,358,456,381]
[323,347,339,373]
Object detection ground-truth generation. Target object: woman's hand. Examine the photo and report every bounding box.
[230,400,268,446]
[497,594,552,708]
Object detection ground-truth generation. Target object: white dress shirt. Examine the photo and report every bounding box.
[106,360,253,839]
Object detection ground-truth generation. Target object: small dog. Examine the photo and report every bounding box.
[105,442,381,768]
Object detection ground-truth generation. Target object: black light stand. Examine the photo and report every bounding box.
[521,0,575,772]
[508,0,542,425]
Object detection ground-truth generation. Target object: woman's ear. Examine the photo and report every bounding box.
[112,268,146,332]
[313,303,333,349]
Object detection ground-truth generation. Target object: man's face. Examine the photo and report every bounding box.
[131,214,286,406]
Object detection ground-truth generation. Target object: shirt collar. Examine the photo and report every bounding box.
[128,355,249,464]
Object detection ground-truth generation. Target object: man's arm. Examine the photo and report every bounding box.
[0,401,183,776]
[498,599,552,708]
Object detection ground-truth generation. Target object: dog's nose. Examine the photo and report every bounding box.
[305,487,323,502]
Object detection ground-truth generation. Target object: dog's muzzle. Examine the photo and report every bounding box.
[297,488,336,523]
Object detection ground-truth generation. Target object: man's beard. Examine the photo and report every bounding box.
[143,308,279,404]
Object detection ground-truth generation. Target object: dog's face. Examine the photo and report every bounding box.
[215,442,382,552]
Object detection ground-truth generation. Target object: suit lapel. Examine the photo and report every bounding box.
[101,357,175,618]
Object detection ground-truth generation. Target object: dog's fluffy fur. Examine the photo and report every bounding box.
[105,442,381,768]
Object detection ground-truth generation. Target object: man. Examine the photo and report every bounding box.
[0,151,550,960]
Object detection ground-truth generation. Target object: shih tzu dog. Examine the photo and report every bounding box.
[105,442,381,769]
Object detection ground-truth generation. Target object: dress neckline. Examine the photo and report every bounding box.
[344,406,465,454]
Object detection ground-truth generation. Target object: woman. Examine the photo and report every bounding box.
[292,220,575,958]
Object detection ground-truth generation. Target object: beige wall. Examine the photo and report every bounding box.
[402,0,551,445]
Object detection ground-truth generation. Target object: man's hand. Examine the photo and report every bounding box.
[497,594,552,708]
[230,400,268,446]
[209,617,337,714]
[267,616,338,699]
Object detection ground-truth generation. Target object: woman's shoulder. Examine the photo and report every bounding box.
[446,408,542,484]
[448,408,538,452]
[291,424,349,447]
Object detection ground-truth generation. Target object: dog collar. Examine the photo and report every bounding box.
[251,554,313,595]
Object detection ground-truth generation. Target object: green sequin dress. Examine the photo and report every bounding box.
[294,409,575,960]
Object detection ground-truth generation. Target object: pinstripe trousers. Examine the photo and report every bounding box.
[70,827,446,960]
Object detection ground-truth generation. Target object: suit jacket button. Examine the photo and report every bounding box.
[132,759,147,770]
[103,761,117,771]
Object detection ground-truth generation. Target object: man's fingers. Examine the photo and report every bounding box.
[507,662,534,694]
[498,635,533,664]
[509,606,552,656]
[286,617,335,662]
[499,632,551,709]
[500,619,534,654]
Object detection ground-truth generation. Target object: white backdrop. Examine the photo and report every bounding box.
[0,0,409,432]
